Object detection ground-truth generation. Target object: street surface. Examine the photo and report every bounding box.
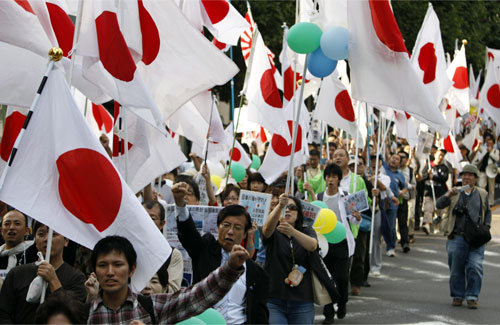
[314,207,500,324]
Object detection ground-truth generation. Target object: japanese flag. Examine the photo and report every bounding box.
[0,68,171,292]
[259,96,309,185]
[486,46,500,70]
[446,45,470,115]
[442,134,463,171]
[479,60,500,126]
[410,3,451,106]
[244,29,288,142]
[314,74,359,143]
[200,0,249,46]
[347,0,449,136]
[392,110,418,149]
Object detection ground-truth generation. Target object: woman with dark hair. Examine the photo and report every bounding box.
[220,184,241,206]
[261,194,318,324]
[247,172,268,192]
[35,291,85,324]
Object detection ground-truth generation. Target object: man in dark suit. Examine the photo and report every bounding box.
[173,181,269,324]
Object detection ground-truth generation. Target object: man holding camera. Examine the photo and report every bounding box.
[436,164,491,309]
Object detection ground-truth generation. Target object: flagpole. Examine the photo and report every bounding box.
[229,0,235,127]
[353,101,361,193]
[204,94,216,164]
[0,48,62,187]
[67,0,84,85]
[40,227,53,304]
[284,55,309,200]
[369,115,383,258]
[123,107,129,183]
[366,103,372,173]
[224,94,246,190]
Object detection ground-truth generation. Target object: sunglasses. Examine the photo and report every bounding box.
[286,204,298,211]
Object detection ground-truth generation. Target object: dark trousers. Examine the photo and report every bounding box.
[397,199,409,247]
[322,240,349,318]
[350,231,370,286]
[415,180,425,229]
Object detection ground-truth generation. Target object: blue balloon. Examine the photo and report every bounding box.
[320,26,349,60]
[307,47,338,78]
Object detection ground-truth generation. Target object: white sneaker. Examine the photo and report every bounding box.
[386,249,395,257]
[371,270,381,277]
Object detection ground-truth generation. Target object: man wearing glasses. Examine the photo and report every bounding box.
[172,182,269,324]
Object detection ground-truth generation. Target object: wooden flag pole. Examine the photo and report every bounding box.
[40,227,54,304]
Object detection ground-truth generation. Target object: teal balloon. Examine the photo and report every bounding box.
[229,162,246,183]
[307,47,337,78]
[311,200,328,209]
[324,222,346,244]
[287,22,322,54]
[320,26,349,60]
[197,308,226,325]
[251,154,261,170]
[177,317,205,325]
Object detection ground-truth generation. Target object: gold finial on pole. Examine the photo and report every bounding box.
[462,39,468,46]
[297,79,303,86]
[48,47,64,62]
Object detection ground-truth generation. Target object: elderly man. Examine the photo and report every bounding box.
[436,164,491,309]
[0,210,37,280]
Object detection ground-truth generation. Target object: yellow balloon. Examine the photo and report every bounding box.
[314,209,337,234]
[210,175,222,189]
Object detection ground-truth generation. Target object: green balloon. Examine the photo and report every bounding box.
[311,200,328,209]
[251,154,261,170]
[287,22,323,54]
[197,308,226,325]
[177,316,206,325]
[324,222,346,244]
[229,162,246,183]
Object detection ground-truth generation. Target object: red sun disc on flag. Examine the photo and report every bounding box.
[15,0,35,14]
[488,52,495,61]
[418,42,437,84]
[368,0,408,54]
[95,11,136,82]
[46,3,74,58]
[487,84,500,108]
[260,68,283,108]
[335,90,355,122]
[57,148,122,232]
[138,0,160,65]
[201,0,229,24]
[452,66,468,89]
[0,112,26,162]
[443,136,454,153]
[229,148,242,161]
[271,121,302,157]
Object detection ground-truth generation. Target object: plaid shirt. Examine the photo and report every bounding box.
[87,263,243,324]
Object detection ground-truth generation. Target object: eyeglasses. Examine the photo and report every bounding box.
[286,204,298,211]
[221,222,245,232]
[224,196,239,202]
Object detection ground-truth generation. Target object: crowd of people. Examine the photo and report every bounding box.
[0,120,495,324]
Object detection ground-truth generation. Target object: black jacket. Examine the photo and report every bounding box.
[177,216,269,324]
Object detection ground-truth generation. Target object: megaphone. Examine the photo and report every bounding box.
[486,164,499,178]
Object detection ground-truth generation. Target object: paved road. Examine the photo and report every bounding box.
[314,209,500,324]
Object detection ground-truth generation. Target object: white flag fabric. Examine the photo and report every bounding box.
[410,3,451,106]
[113,106,186,194]
[0,68,171,292]
[347,0,449,136]
[259,96,309,184]
[479,60,500,126]
[462,124,480,152]
[314,74,359,141]
[446,45,470,115]
[392,110,418,149]
[223,124,252,168]
[135,0,239,121]
[245,29,289,142]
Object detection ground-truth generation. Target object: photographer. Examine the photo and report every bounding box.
[436,164,491,309]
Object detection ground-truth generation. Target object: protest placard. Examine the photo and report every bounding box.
[301,200,321,227]
[239,190,272,226]
[342,190,369,216]
[416,131,434,159]
[163,204,222,285]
